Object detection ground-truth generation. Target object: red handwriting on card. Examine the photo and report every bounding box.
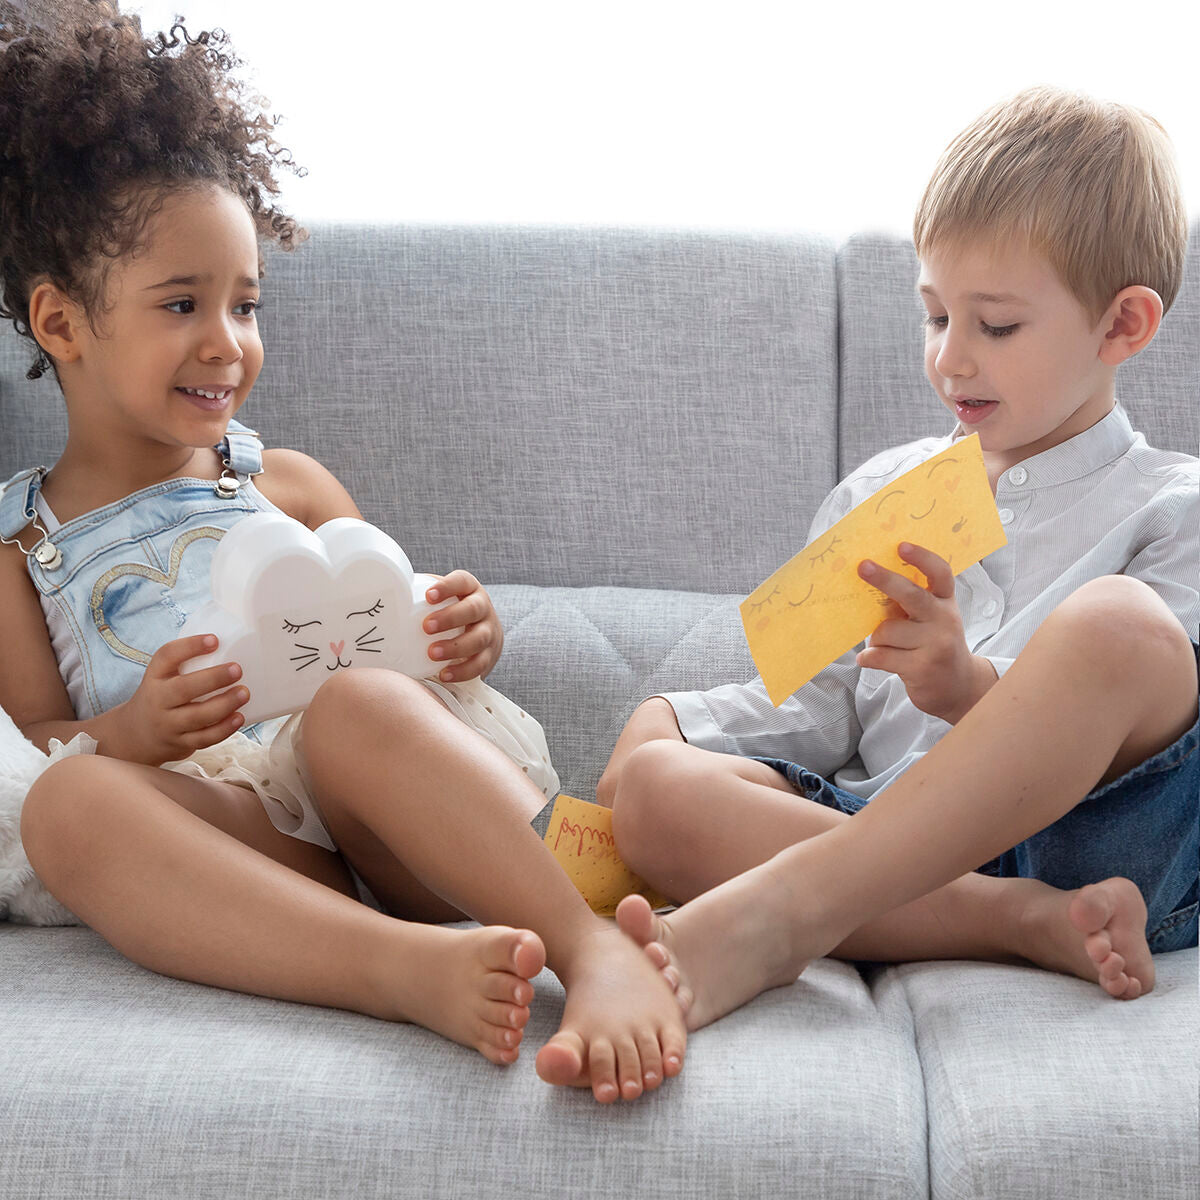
[553,817,620,862]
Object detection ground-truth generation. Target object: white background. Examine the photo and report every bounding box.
[128,1,1197,240]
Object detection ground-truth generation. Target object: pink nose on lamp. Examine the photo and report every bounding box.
[330,640,345,656]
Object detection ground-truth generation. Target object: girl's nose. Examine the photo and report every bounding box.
[200,315,245,364]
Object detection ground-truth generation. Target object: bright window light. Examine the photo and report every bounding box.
[127,1,1197,240]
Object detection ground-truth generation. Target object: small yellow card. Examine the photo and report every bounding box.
[741,434,1006,706]
[542,793,671,916]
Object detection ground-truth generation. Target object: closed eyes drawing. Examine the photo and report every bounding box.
[285,599,389,671]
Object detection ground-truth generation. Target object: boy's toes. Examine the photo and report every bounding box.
[535,1030,587,1087]
[482,928,546,980]
[616,893,657,945]
[661,1028,687,1078]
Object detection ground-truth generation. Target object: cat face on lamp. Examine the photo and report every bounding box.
[180,514,457,725]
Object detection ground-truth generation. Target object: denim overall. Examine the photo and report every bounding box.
[0,420,281,725]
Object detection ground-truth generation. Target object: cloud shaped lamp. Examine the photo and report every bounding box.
[179,513,456,725]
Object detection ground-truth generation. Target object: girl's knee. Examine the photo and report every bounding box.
[21,756,118,868]
[304,668,430,739]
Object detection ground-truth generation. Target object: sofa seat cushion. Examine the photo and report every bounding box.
[1,925,928,1199]
[893,948,1199,1200]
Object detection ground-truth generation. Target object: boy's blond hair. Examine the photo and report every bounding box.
[913,86,1188,320]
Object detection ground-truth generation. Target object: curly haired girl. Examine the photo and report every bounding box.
[0,1,685,1103]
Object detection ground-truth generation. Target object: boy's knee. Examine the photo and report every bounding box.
[612,740,700,868]
[1053,576,1192,662]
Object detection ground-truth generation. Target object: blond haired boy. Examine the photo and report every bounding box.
[599,87,1198,1028]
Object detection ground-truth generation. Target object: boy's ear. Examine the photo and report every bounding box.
[27,280,85,367]
[1097,286,1163,366]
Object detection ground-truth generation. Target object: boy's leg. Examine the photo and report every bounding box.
[20,756,546,1065]
[616,575,1197,1028]
[298,668,686,1102]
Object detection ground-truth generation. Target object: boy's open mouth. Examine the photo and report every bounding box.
[953,397,998,424]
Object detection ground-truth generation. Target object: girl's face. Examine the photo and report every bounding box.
[64,185,264,454]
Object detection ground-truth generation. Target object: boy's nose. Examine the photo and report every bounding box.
[935,332,975,379]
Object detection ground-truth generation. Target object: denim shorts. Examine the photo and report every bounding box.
[754,645,1199,955]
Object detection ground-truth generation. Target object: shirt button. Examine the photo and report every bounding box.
[983,599,999,618]
[1009,467,1028,486]
[998,508,1015,525]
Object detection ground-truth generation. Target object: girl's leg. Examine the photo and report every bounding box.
[299,669,686,1103]
[613,741,1150,990]
[615,575,1197,1028]
[20,756,546,1065]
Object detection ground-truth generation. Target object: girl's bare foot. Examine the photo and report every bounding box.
[615,863,816,1031]
[533,925,687,1103]
[379,924,546,1065]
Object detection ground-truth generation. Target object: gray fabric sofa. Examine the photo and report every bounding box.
[2,223,1197,1199]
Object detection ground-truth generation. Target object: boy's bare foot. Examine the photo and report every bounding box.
[615,864,815,1031]
[534,925,687,1103]
[382,924,546,1066]
[1009,876,1153,999]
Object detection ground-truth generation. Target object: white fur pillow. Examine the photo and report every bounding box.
[0,706,80,926]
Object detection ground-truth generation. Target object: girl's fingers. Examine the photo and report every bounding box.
[429,622,496,664]
[170,661,243,704]
[426,570,480,604]
[176,710,247,754]
[170,686,249,734]
[424,593,488,634]
[435,651,492,683]
[149,634,219,676]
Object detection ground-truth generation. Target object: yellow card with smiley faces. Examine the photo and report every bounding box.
[742,434,1006,705]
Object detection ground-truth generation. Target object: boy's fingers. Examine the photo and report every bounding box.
[859,560,932,617]
[897,543,956,598]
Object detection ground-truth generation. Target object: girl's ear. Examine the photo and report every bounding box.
[28,280,85,367]
[1097,285,1163,367]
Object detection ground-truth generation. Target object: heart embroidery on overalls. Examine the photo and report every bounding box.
[89,526,226,664]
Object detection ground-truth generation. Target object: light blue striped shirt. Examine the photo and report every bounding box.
[662,404,1199,801]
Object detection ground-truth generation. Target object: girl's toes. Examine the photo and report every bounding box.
[636,1031,664,1091]
[615,1037,644,1100]
[661,1030,687,1078]
[588,1038,619,1104]
[483,972,534,1006]
[481,998,529,1031]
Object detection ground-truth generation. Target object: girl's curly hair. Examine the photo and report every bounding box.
[0,1,306,379]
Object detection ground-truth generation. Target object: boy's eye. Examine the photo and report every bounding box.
[924,314,948,330]
[982,322,1018,338]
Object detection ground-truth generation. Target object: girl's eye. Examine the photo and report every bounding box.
[235,300,259,317]
[982,322,1018,338]
[165,299,196,315]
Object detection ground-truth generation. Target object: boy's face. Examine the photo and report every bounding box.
[918,240,1115,478]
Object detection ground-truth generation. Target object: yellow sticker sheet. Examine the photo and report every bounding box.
[741,434,1006,706]
[542,793,671,916]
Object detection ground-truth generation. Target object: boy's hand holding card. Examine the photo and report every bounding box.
[742,434,1006,706]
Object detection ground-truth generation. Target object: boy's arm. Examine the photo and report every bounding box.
[1119,478,1199,640]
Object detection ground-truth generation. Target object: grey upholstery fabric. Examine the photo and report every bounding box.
[1,927,928,1200]
[896,951,1200,1200]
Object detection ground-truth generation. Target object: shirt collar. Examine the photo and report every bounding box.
[951,403,1137,488]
